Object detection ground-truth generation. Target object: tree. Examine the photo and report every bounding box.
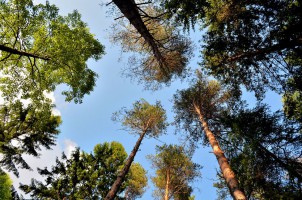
[215,104,302,199]
[105,99,167,200]
[0,100,61,176]
[0,0,104,103]
[147,144,201,200]
[0,0,104,176]
[0,169,13,199]
[163,0,302,94]
[20,141,147,199]
[125,162,148,200]
[173,74,246,200]
[162,0,302,124]
[109,0,192,89]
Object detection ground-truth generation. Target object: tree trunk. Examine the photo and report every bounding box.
[0,44,50,60]
[112,0,166,69]
[194,104,247,200]
[165,169,170,200]
[104,130,147,200]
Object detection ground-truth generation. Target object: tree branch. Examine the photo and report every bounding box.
[0,44,50,61]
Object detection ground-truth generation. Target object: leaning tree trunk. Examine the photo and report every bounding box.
[194,104,247,200]
[112,0,167,69]
[105,130,147,200]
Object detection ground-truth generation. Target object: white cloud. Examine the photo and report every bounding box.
[63,139,78,158]
[43,91,61,116]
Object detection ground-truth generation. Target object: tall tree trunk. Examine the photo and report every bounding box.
[105,130,147,200]
[194,104,247,200]
[112,0,167,70]
[165,169,170,200]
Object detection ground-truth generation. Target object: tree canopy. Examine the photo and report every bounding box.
[0,169,13,199]
[20,141,148,200]
[0,100,61,176]
[0,0,104,177]
[216,104,302,199]
[148,144,201,200]
[113,99,167,137]
[0,0,104,103]
[110,0,192,89]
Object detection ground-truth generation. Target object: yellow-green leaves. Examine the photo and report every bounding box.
[114,99,167,137]
[0,0,104,103]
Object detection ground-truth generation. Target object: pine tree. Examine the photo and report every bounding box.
[105,99,167,200]
[174,74,246,200]
[148,144,201,200]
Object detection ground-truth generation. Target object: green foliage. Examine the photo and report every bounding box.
[20,141,147,199]
[113,99,167,137]
[0,100,61,176]
[0,169,13,200]
[148,144,201,200]
[164,0,302,124]
[161,0,209,30]
[283,90,302,123]
[125,163,148,200]
[173,73,234,144]
[283,66,302,123]
[216,104,302,199]
[0,0,104,103]
[200,0,302,98]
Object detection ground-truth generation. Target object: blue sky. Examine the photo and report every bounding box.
[10,0,282,199]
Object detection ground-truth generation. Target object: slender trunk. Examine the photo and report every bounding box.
[105,130,147,200]
[112,0,167,70]
[0,44,50,60]
[164,169,170,200]
[194,104,247,200]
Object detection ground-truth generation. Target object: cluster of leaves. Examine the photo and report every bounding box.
[20,142,148,200]
[148,144,201,200]
[0,169,13,199]
[114,99,167,137]
[0,100,61,176]
[0,0,104,103]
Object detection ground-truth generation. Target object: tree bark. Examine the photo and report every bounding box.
[112,0,166,69]
[194,104,247,200]
[165,169,170,200]
[0,44,50,61]
[104,130,147,200]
